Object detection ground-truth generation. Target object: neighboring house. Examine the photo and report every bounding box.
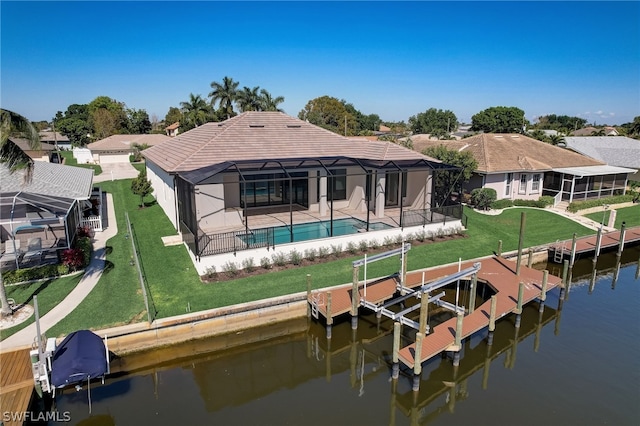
[413,133,634,205]
[0,162,101,270]
[142,112,462,272]
[87,134,170,164]
[39,130,72,151]
[572,126,619,136]
[562,136,640,180]
[8,137,55,163]
[165,122,180,137]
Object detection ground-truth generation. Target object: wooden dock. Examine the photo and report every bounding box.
[0,348,35,426]
[550,225,640,262]
[397,257,561,369]
[308,255,562,370]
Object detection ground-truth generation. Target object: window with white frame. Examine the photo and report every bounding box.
[531,173,541,193]
[519,174,527,195]
[505,173,513,196]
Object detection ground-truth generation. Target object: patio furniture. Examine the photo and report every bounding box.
[0,240,22,268]
[22,237,43,266]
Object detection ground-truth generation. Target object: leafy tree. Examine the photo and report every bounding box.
[621,116,640,138]
[164,107,183,128]
[131,170,153,208]
[298,95,357,136]
[423,144,477,207]
[54,104,92,146]
[88,96,128,138]
[0,109,40,316]
[471,188,497,210]
[259,89,285,112]
[409,108,458,139]
[180,93,211,130]
[126,108,152,134]
[528,129,548,142]
[32,121,49,131]
[236,86,262,112]
[209,76,239,119]
[535,114,587,132]
[471,106,527,133]
[548,134,565,146]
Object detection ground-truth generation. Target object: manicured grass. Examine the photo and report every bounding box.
[60,151,103,175]
[21,184,599,339]
[585,204,640,228]
[5,175,633,343]
[0,274,83,340]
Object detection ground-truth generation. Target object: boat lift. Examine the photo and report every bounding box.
[355,247,481,333]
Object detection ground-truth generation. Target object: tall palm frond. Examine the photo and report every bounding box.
[0,108,40,180]
[209,76,239,119]
[180,93,211,128]
[237,86,262,112]
[259,89,285,112]
[0,109,40,316]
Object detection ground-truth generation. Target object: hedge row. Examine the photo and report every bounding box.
[566,194,635,213]
[489,195,555,210]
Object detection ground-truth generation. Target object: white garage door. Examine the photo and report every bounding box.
[99,154,130,164]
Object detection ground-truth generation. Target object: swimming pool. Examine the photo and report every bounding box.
[242,218,393,246]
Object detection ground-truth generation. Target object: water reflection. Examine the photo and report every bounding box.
[46,246,640,425]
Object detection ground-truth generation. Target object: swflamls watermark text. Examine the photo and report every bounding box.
[2,411,71,423]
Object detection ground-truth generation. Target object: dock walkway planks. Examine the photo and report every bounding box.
[398,257,561,368]
[0,348,35,426]
[551,226,640,260]
[309,256,562,368]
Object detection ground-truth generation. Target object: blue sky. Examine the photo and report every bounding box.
[2,1,639,125]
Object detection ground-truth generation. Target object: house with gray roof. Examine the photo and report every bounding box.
[413,133,635,206]
[0,162,101,269]
[142,112,462,272]
[562,136,640,179]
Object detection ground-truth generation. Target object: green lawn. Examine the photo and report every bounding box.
[4,177,598,340]
[60,151,103,175]
[585,204,640,228]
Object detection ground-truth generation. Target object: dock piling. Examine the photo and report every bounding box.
[527,248,533,268]
[617,222,626,256]
[497,239,503,257]
[392,322,400,379]
[488,295,497,345]
[595,226,603,258]
[454,312,464,348]
[540,270,548,303]
[326,291,333,339]
[570,233,577,267]
[306,274,312,318]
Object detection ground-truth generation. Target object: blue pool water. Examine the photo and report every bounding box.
[272,218,392,244]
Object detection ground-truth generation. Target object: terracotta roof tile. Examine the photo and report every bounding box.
[88,134,170,151]
[412,133,603,173]
[143,112,440,173]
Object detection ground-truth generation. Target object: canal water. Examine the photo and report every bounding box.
[45,247,639,426]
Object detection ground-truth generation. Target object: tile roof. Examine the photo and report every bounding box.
[39,131,70,142]
[143,112,441,173]
[0,161,94,200]
[88,134,171,151]
[9,137,54,152]
[412,133,604,173]
[562,136,640,170]
[165,122,180,130]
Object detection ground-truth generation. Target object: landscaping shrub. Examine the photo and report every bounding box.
[382,236,394,247]
[358,240,368,252]
[62,248,85,271]
[204,266,217,280]
[317,247,330,259]
[369,238,380,249]
[222,261,239,276]
[346,241,358,254]
[330,244,342,257]
[260,257,272,269]
[289,249,302,265]
[538,195,555,207]
[241,258,255,273]
[1,264,68,285]
[304,248,317,261]
[74,236,92,267]
[271,252,287,266]
[567,194,635,213]
[471,188,497,210]
[490,199,513,209]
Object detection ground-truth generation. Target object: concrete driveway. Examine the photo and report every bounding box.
[93,162,141,182]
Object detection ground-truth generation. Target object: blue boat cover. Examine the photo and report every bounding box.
[51,330,108,388]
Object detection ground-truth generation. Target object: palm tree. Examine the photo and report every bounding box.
[548,134,565,146]
[180,93,211,129]
[259,89,285,112]
[0,109,40,316]
[209,76,239,119]
[236,86,262,112]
